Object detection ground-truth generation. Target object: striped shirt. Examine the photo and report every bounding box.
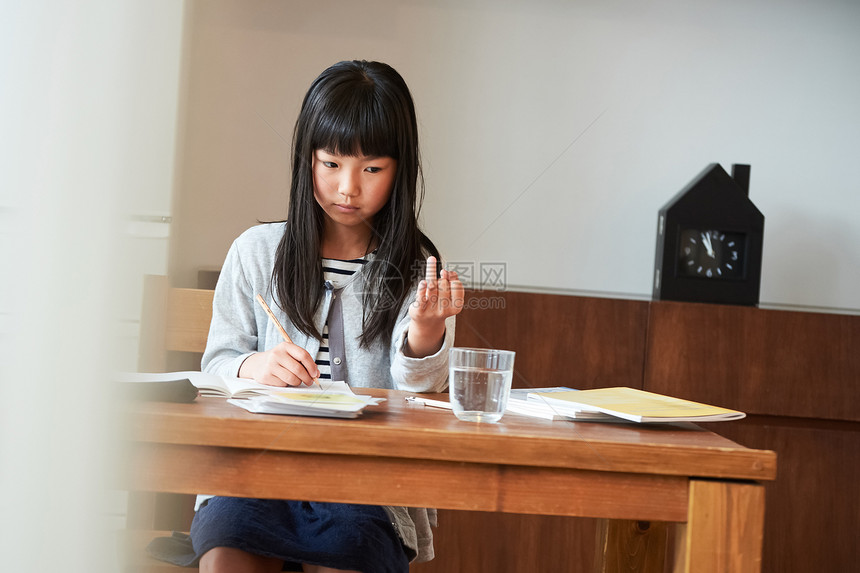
[315,256,370,380]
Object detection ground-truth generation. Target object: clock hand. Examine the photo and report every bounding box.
[702,232,715,258]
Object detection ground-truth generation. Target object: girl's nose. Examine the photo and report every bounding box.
[338,172,360,197]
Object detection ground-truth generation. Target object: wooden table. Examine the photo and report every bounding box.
[124,389,777,572]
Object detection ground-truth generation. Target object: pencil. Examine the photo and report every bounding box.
[255,293,320,386]
[255,294,293,343]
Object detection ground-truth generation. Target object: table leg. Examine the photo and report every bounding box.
[594,519,671,573]
[673,479,765,573]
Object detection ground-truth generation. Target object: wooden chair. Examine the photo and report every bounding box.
[138,274,214,373]
[123,274,214,572]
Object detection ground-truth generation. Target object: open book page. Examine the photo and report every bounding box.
[531,387,746,423]
[113,371,200,403]
[116,371,275,398]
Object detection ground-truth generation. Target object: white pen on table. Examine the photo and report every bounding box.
[405,396,453,410]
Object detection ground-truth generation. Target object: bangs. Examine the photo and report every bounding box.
[309,90,400,160]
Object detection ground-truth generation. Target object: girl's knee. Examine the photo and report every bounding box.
[199,546,282,573]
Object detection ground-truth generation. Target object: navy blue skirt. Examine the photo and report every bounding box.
[147,497,410,572]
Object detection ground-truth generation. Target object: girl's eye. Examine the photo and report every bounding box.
[322,161,338,168]
[365,166,382,174]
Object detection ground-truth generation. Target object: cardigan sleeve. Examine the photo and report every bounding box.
[388,304,455,393]
[201,239,259,378]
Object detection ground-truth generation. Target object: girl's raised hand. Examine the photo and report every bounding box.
[412,255,465,320]
[239,341,320,387]
[406,256,465,357]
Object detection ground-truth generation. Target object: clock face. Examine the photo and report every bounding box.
[677,229,746,279]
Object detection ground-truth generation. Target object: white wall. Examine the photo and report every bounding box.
[170,0,860,313]
[0,1,184,571]
[112,0,185,371]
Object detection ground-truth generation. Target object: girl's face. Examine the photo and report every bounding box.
[312,148,396,231]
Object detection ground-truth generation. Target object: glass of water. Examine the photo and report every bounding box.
[448,347,516,423]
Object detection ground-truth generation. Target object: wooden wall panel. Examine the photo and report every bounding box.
[644,301,860,421]
[457,291,650,390]
[410,511,599,573]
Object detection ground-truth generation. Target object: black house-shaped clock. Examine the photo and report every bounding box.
[653,163,764,306]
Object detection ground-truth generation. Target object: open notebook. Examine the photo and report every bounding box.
[117,371,384,418]
[529,386,745,423]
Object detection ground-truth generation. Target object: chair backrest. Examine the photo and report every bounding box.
[132,275,215,532]
[138,274,214,372]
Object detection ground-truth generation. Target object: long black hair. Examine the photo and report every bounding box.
[273,60,440,346]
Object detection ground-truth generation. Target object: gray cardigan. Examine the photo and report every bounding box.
[201,223,454,562]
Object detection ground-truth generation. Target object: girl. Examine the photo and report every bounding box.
[192,61,463,573]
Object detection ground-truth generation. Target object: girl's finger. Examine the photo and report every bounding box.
[276,355,312,386]
[425,256,437,285]
[278,342,320,384]
[450,279,465,311]
[259,371,288,387]
[415,280,428,307]
[293,349,321,381]
[437,276,451,297]
[436,280,455,314]
[266,355,305,387]
[424,279,439,306]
